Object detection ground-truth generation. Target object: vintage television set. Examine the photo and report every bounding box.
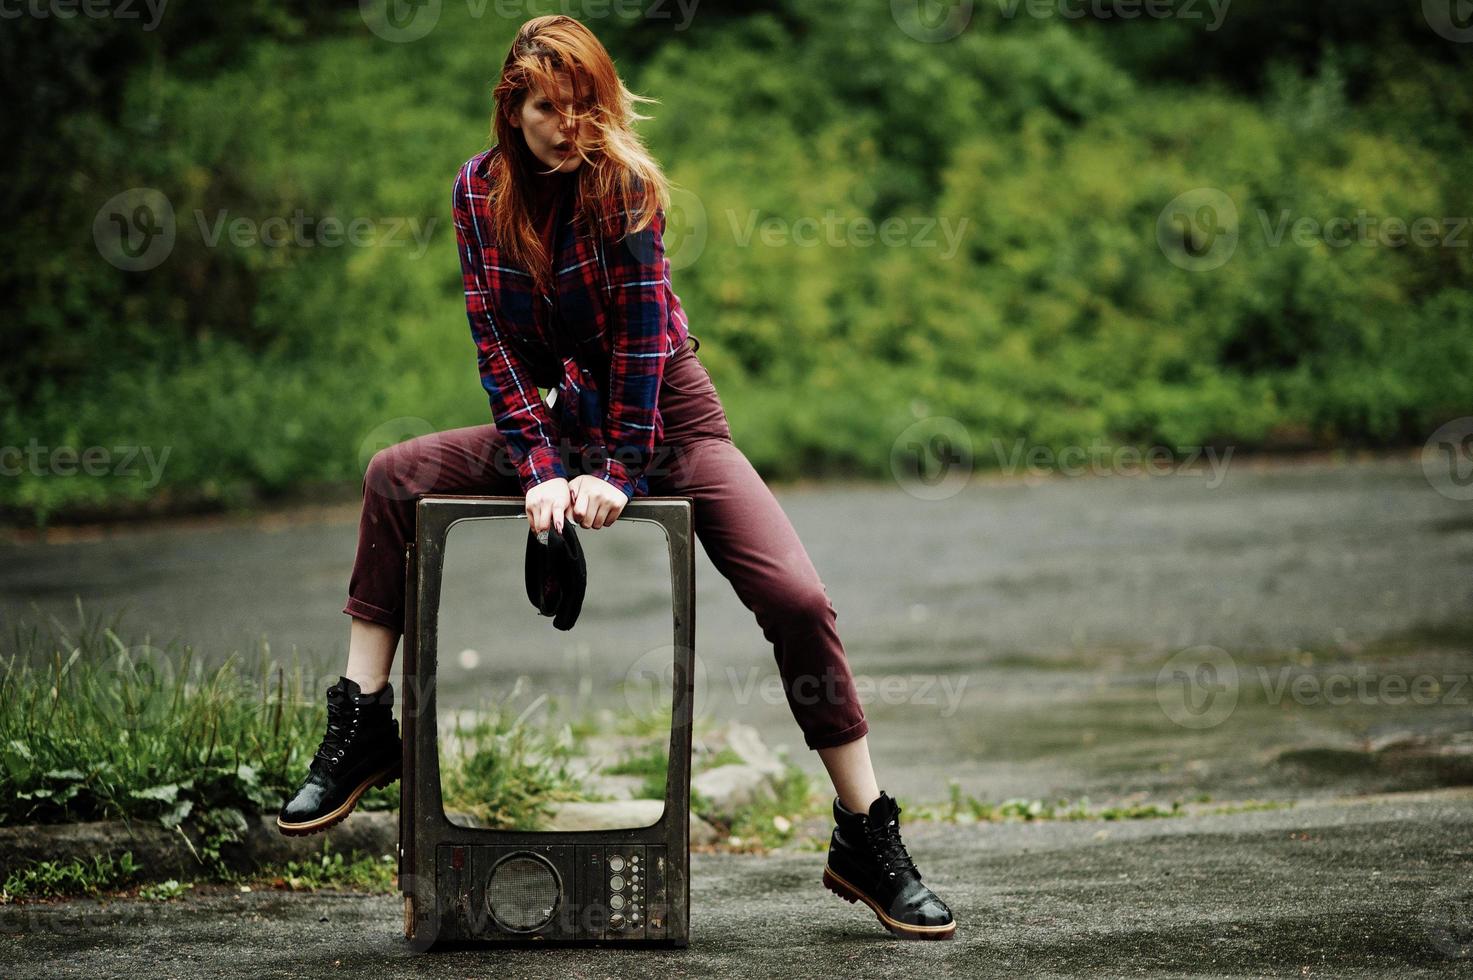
[398,495,695,949]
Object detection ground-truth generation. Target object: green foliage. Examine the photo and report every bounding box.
[0,605,367,827]
[914,780,1291,823]
[605,743,742,801]
[916,779,1186,823]
[1,851,141,902]
[261,847,397,893]
[606,743,671,779]
[0,604,573,831]
[1207,800,1292,817]
[720,767,820,852]
[4,1,1470,523]
[138,878,193,901]
[0,604,756,837]
[605,743,672,800]
[436,699,589,831]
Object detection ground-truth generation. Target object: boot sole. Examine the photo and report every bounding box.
[276,763,401,837]
[822,865,957,940]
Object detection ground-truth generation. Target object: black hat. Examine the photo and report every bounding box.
[524,522,587,631]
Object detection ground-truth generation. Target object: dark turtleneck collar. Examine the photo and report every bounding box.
[526,163,578,201]
[528,165,579,263]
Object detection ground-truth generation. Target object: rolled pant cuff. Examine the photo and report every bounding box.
[804,718,869,751]
[343,596,402,634]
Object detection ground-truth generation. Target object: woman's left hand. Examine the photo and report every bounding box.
[568,474,629,529]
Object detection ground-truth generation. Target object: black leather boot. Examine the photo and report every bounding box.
[276,677,402,837]
[823,790,957,939]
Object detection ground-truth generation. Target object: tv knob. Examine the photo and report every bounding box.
[609,913,625,930]
[609,855,625,873]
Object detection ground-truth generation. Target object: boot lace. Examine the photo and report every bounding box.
[310,698,364,775]
[863,807,921,880]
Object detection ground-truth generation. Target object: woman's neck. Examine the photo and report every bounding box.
[527,167,575,201]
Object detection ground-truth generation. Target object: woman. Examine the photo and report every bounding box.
[277,15,955,940]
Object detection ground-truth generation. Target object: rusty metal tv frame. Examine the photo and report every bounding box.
[398,495,695,950]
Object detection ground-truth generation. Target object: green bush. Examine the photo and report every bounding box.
[4,1,1469,523]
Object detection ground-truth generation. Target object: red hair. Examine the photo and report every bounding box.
[488,15,668,296]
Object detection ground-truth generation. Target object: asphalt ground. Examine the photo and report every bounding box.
[5,791,1471,979]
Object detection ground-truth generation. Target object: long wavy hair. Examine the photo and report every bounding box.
[488,16,668,296]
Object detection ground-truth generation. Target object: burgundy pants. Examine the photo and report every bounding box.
[343,336,868,751]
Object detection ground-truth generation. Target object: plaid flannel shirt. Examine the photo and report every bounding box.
[452,147,690,498]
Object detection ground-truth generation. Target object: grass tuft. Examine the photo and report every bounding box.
[438,699,588,831]
[1,852,141,902]
[909,779,1189,824]
[0,603,391,828]
[256,848,398,893]
[1,605,598,835]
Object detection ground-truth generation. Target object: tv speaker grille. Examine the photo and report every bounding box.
[485,853,562,933]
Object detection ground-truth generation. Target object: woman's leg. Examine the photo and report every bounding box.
[280,423,525,836]
[653,429,953,936]
[817,735,881,815]
[342,423,524,686]
[652,341,876,805]
[344,618,397,695]
[650,436,871,756]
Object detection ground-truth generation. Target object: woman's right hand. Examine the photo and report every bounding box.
[525,477,571,534]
